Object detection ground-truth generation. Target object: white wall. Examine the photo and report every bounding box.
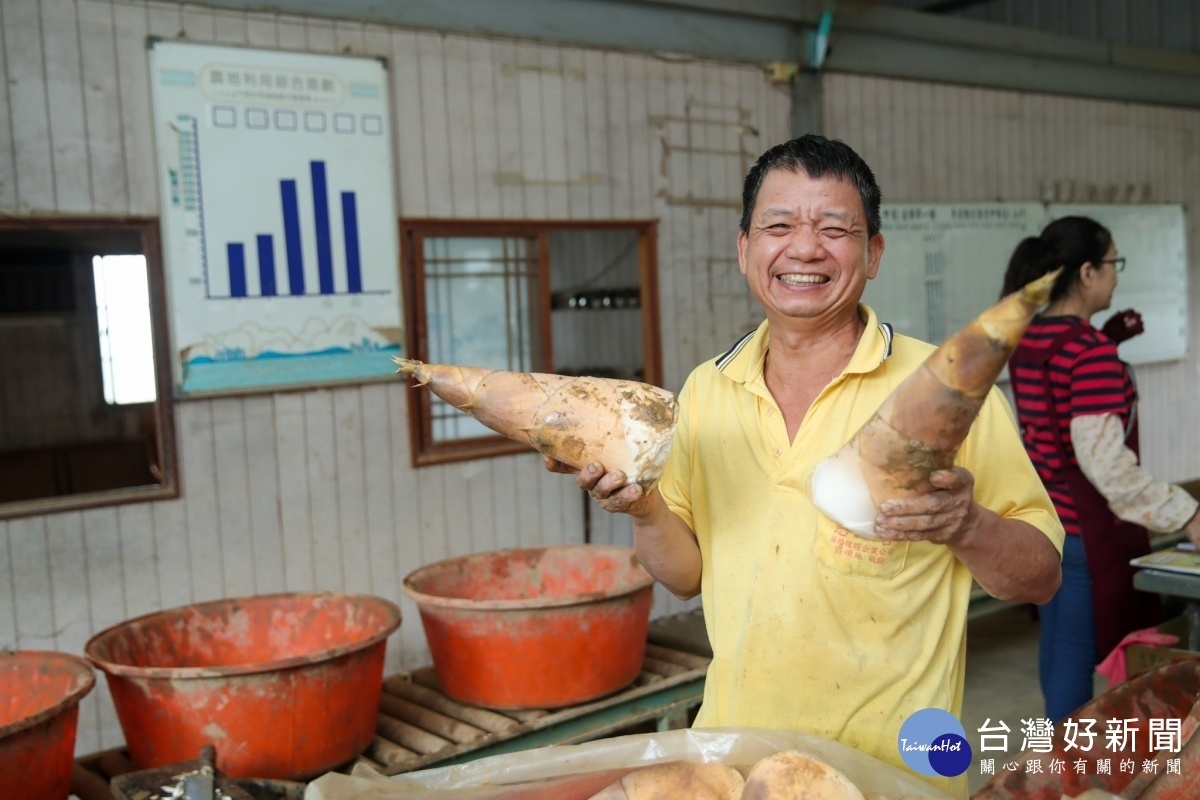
[0,0,790,754]
[822,72,1200,485]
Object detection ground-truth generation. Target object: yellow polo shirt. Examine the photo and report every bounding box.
[658,306,1063,797]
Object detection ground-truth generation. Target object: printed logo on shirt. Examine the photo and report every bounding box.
[830,526,897,565]
[898,707,973,778]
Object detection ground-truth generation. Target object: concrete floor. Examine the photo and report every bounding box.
[959,603,1114,796]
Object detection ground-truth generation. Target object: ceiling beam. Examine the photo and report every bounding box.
[183,0,1200,110]
[189,0,808,64]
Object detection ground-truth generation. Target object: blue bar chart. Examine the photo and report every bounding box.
[219,159,364,299]
[151,41,401,395]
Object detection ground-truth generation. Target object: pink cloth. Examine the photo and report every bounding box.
[1095,626,1180,686]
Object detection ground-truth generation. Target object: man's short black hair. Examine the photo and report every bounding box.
[740,134,882,238]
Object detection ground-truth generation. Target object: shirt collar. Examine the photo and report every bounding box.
[716,303,894,385]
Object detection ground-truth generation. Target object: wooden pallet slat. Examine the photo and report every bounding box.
[383,676,521,735]
[641,655,689,677]
[377,692,488,744]
[375,712,455,755]
[366,735,419,769]
[644,642,710,670]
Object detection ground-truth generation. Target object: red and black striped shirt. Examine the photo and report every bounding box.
[1008,316,1136,536]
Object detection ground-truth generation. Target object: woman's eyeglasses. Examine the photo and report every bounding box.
[1100,257,1126,272]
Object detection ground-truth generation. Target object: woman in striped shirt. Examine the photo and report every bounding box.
[1003,215,1200,722]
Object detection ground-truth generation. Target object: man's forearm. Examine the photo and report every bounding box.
[631,493,703,600]
[951,507,1061,604]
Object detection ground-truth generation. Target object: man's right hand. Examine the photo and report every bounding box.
[552,457,657,517]
[580,461,658,517]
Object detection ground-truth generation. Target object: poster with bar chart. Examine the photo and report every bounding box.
[149,41,402,395]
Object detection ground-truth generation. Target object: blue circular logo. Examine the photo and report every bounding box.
[897,708,973,777]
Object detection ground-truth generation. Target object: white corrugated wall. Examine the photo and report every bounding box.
[0,0,790,754]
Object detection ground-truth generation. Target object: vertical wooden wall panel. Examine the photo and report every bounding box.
[212,398,256,597]
[178,401,223,603]
[152,487,193,611]
[391,28,427,218]
[418,35,454,219]
[580,49,609,221]
[303,14,335,53]
[467,36,502,219]
[9,517,53,653]
[212,7,247,44]
[3,0,55,212]
[273,392,316,592]
[83,0,132,213]
[117,504,160,620]
[0,522,17,651]
[81,506,127,751]
[0,3,17,209]
[112,2,153,214]
[45,512,89,655]
[244,10,279,48]
[243,395,286,596]
[561,48,591,219]
[360,384,398,600]
[332,387,371,593]
[387,384,424,666]
[443,35,479,219]
[303,390,342,591]
[41,0,91,212]
[540,47,571,217]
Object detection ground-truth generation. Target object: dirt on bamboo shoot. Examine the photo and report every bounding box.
[809,269,1060,538]
[394,359,677,491]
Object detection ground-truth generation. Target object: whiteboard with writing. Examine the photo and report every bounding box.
[864,202,1189,366]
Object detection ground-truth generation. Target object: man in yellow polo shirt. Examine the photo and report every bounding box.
[551,134,1064,797]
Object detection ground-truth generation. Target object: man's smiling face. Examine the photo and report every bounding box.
[737,167,883,326]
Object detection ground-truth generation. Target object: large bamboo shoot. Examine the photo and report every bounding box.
[809,269,1060,538]
[394,359,677,491]
[586,761,745,799]
[741,751,865,800]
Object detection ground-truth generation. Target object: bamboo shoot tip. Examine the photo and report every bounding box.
[392,357,424,376]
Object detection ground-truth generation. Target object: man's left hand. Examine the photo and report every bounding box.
[873,467,979,545]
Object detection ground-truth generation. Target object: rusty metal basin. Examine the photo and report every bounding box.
[0,650,95,800]
[403,545,655,710]
[84,591,401,780]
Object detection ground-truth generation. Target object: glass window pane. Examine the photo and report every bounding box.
[93,255,157,405]
[421,235,536,443]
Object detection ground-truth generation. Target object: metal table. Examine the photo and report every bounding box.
[1133,565,1200,650]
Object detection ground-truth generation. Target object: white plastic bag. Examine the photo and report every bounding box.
[305,727,957,799]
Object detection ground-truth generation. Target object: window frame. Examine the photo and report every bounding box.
[0,216,180,520]
[400,218,661,467]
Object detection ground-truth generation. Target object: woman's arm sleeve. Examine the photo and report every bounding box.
[1071,412,1199,533]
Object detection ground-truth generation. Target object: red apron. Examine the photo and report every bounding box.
[1011,322,1160,663]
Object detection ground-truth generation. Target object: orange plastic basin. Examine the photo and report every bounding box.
[403,545,655,710]
[84,592,401,780]
[0,650,96,800]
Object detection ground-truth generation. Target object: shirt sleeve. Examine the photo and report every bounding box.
[1070,413,1200,534]
[657,372,696,532]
